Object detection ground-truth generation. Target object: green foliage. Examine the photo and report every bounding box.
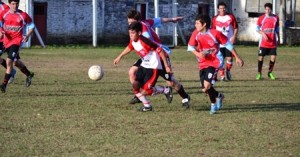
[0,47,299,156]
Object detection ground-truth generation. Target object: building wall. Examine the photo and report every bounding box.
[231,1,260,43]
[28,0,214,45]
[12,0,298,45]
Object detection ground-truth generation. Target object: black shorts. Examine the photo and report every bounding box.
[134,57,173,82]
[258,47,277,56]
[199,66,216,88]
[135,66,159,90]
[132,58,142,67]
[220,47,233,58]
[4,44,21,60]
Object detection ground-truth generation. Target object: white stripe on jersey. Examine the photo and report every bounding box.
[132,40,162,70]
[215,15,235,47]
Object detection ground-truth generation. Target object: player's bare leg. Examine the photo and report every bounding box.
[128,66,138,84]
[219,66,225,81]
[15,60,34,87]
[0,58,13,93]
[225,57,233,80]
[0,57,17,84]
[128,66,142,104]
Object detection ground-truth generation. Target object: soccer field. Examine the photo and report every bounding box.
[0,46,299,156]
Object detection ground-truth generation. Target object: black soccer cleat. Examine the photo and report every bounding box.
[165,86,173,103]
[25,72,34,87]
[182,95,191,109]
[226,71,232,81]
[0,84,6,93]
[129,96,142,104]
[139,106,153,112]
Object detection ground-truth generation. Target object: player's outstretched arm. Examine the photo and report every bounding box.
[114,47,131,65]
[161,16,184,23]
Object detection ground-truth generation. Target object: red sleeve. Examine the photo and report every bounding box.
[257,15,263,27]
[211,16,217,29]
[127,40,134,51]
[229,14,238,29]
[23,12,33,24]
[188,29,198,47]
[144,19,154,27]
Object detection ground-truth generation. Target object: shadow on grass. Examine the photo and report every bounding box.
[178,77,300,83]
[195,103,300,112]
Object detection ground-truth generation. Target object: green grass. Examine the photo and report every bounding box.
[0,46,299,156]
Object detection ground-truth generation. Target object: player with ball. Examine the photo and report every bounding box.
[114,22,172,112]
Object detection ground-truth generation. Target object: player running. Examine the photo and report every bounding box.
[187,14,244,114]
[0,0,35,93]
[125,10,191,109]
[114,22,172,112]
[0,0,16,84]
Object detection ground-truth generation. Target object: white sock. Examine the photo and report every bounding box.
[135,93,151,107]
[163,86,170,94]
[152,86,165,95]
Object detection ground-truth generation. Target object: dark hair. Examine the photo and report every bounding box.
[195,14,211,29]
[264,3,272,10]
[8,0,19,3]
[217,2,227,8]
[128,22,142,32]
[127,9,142,21]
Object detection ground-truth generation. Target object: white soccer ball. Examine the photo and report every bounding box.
[88,65,104,81]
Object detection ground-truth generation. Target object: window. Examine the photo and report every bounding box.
[198,4,209,15]
[246,0,272,17]
[135,3,148,20]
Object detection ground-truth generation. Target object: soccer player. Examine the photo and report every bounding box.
[125,10,191,109]
[187,14,244,114]
[211,2,238,81]
[256,3,279,80]
[114,22,172,112]
[0,0,35,93]
[0,0,16,84]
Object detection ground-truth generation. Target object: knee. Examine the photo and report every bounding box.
[202,82,211,93]
[166,80,174,87]
[129,66,137,76]
[128,70,134,77]
[132,81,140,90]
